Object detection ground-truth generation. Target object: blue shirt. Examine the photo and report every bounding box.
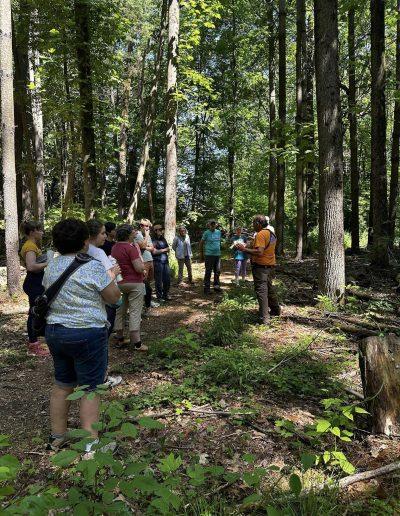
[152,238,169,263]
[231,235,247,260]
[202,229,222,256]
[43,255,111,328]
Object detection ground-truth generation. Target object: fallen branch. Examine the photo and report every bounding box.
[343,387,364,400]
[339,461,400,489]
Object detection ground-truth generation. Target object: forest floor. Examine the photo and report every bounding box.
[1,254,400,514]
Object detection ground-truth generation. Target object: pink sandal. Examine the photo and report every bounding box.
[27,342,50,357]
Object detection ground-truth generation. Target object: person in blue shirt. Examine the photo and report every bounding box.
[231,226,248,285]
[199,219,222,294]
[152,224,171,301]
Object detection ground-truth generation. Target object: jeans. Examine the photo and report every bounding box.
[177,256,193,283]
[252,265,280,323]
[23,271,45,343]
[45,324,108,390]
[235,259,248,279]
[154,261,171,299]
[204,255,221,291]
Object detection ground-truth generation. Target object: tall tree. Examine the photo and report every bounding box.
[127,0,167,223]
[74,0,97,219]
[295,0,307,260]
[370,0,389,265]
[29,10,45,222]
[389,0,400,246]
[348,4,360,252]
[276,0,286,255]
[164,0,180,244]
[227,2,238,233]
[314,0,345,301]
[118,41,136,218]
[1,0,20,295]
[267,0,277,223]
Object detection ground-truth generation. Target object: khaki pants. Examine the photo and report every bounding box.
[115,283,144,333]
[177,257,193,283]
[252,265,280,323]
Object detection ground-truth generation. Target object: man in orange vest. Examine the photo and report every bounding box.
[236,214,280,324]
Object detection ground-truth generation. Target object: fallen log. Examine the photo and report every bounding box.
[339,461,400,489]
[359,335,400,435]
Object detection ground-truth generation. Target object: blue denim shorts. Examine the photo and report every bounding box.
[45,324,108,391]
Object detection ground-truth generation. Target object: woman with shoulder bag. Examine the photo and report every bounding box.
[43,219,121,452]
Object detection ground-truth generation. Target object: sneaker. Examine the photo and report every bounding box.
[28,342,50,357]
[104,375,122,389]
[129,343,148,352]
[83,439,117,460]
[150,301,160,308]
[214,286,222,293]
[112,336,129,348]
[46,434,70,451]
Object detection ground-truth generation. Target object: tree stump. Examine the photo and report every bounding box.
[359,335,400,435]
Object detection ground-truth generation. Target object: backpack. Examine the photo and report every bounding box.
[31,253,93,336]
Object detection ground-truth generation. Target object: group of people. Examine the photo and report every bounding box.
[19,213,279,452]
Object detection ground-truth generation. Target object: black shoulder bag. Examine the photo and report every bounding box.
[31,253,93,336]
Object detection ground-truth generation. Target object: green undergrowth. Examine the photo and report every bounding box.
[2,283,389,514]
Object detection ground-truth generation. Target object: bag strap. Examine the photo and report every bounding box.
[264,229,276,251]
[44,253,93,306]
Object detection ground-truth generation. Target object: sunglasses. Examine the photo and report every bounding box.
[140,224,149,228]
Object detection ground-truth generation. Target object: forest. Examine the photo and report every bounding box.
[1,0,400,514]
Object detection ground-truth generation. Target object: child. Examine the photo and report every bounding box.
[231,226,248,285]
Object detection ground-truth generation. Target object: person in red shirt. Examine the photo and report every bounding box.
[111,224,147,351]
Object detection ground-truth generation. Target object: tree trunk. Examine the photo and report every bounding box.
[12,12,37,220]
[359,335,400,435]
[74,0,97,219]
[295,0,307,261]
[267,0,277,224]
[276,0,286,255]
[389,0,400,246]
[61,54,76,218]
[348,7,360,252]
[28,10,45,222]
[164,0,180,244]
[314,0,346,302]
[228,4,238,234]
[127,0,167,223]
[118,41,139,218]
[1,0,21,295]
[370,0,389,265]
[304,15,316,252]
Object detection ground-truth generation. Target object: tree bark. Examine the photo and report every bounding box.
[74,0,97,220]
[28,10,45,222]
[276,0,286,255]
[389,0,400,246]
[359,335,400,435]
[304,15,316,252]
[295,0,307,261]
[118,41,136,218]
[127,0,167,223]
[267,0,277,224]
[348,7,360,252]
[164,0,180,244]
[228,4,238,234]
[314,0,346,302]
[1,0,21,295]
[61,53,77,218]
[370,0,389,265]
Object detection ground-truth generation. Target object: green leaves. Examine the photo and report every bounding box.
[120,422,139,438]
[289,473,302,497]
[138,417,164,430]
[158,453,183,474]
[50,450,79,468]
